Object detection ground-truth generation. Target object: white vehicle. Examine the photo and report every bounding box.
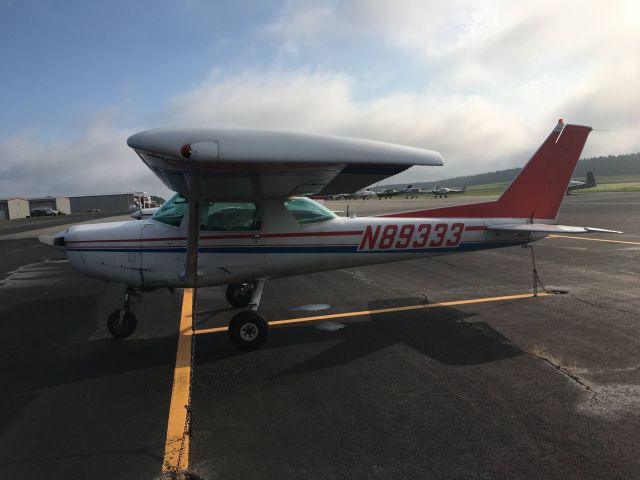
[31,207,59,216]
[43,120,620,350]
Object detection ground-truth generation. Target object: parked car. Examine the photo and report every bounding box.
[30,207,60,216]
[86,208,102,213]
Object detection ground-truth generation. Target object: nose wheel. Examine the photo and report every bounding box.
[107,309,138,338]
[107,288,142,339]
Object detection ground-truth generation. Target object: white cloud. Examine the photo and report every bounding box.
[254,0,640,175]
[167,69,537,182]
[3,1,639,196]
[168,70,360,132]
[265,0,640,92]
[0,111,172,199]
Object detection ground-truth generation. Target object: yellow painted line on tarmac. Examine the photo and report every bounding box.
[162,288,193,475]
[547,234,640,246]
[195,292,550,336]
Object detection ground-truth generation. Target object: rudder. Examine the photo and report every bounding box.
[496,119,593,220]
[380,120,593,220]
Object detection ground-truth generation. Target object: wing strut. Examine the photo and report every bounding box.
[176,167,203,476]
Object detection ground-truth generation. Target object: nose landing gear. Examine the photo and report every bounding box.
[107,288,142,339]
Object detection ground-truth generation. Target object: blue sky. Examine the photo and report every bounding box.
[1,0,639,197]
[0,1,276,137]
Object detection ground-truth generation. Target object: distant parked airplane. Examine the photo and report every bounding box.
[328,188,376,200]
[431,185,466,198]
[376,188,403,199]
[404,184,423,198]
[377,185,426,199]
[567,171,597,194]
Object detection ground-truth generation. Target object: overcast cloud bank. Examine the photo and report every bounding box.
[1,0,638,196]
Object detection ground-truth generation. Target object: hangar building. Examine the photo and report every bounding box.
[0,198,30,220]
[68,192,152,213]
[28,196,71,215]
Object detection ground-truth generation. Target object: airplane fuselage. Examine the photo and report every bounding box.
[64,198,534,289]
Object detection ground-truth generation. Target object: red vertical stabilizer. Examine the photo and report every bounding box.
[381,120,593,220]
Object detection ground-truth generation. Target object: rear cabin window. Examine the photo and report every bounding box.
[151,194,187,227]
[200,202,261,231]
[283,197,337,224]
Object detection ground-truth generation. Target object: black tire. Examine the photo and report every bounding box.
[228,310,268,351]
[107,309,137,338]
[225,282,254,308]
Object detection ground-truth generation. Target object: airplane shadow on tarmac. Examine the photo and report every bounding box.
[0,292,524,434]
[196,296,525,376]
[0,293,178,397]
[1,293,524,395]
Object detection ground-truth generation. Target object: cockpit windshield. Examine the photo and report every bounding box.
[283,197,337,224]
[151,193,187,227]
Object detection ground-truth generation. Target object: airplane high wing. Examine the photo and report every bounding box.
[127,129,443,200]
[43,119,621,351]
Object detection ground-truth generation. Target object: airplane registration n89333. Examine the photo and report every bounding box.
[40,120,621,350]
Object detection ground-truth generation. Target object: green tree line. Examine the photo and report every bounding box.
[378,152,640,190]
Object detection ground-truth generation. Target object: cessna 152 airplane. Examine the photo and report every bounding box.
[43,119,619,350]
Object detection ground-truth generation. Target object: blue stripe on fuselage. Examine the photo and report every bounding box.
[66,241,524,254]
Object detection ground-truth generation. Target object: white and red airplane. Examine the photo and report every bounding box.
[43,119,619,350]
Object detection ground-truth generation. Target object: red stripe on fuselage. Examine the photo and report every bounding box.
[262,230,363,238]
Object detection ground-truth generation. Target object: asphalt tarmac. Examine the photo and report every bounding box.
[0,211,129,237]
[1,193,639,479]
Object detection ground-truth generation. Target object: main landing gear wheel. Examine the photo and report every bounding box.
[228,310,268,351]
[226,282,255,308]
[107,309,138,338]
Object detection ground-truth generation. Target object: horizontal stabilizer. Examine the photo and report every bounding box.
[487,224,622,234]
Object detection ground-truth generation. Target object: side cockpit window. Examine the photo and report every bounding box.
[151,194,187,227]
[200,202,261,231]
[283,197,337,224]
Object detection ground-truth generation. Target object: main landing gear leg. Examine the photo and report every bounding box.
[107,287,140,339]
[228,279,269,351]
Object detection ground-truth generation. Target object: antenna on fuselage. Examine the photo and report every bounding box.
[352,195,368,218]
